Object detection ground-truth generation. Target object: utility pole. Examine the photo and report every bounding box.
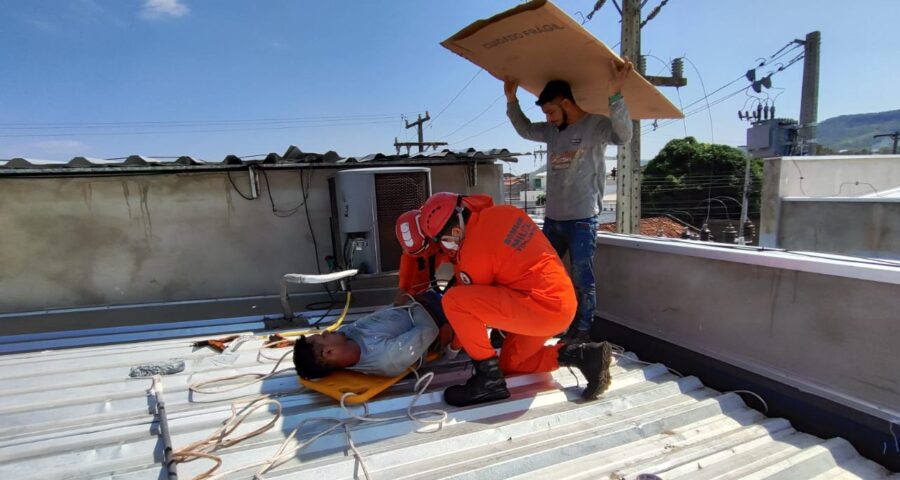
[408,112,429,153]
[737,155,752,245]
[394,111,448,154]
[597,0,684,233]
[874,132,900,154]
[617,0,641,234]
[524,173,529,214]
[798,31,820,155]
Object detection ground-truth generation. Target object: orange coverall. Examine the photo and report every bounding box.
[398,246,450,295]
[442,204,577,374]
[398,194,495,296]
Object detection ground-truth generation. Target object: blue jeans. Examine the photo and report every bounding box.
[542,216,598,332]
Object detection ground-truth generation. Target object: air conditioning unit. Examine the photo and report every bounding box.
[328,167,431,274]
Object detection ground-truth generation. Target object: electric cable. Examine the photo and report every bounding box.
[182,299,448,480]
[258,168,306,217]
[448,104,537,147]
[681,56,715,143]
[226,169,255,201]
[0,119,400,138]
[440,94,505,140]
[430,68,484,125]
[0,113,406,128]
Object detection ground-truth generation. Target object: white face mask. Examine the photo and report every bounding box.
[441,238,460,251]
[439,210,466,254]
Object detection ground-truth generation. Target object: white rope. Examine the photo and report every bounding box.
[611,345,770,416]
[247,366,447,479]
[609,343,684,378]
[190,348,295,395]
[179,301,447,480]
[172,397,283,480]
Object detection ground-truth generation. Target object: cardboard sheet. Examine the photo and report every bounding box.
[442,0,683,119]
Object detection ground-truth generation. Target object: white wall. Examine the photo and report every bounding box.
[0,162,503,314]
[776,155,900,198]
[778,198,900,259]
[761,155,900,247]
[595,234,900,422]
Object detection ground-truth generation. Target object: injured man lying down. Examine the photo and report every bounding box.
[293,290,452,379]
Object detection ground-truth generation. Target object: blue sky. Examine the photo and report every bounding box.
[1,0,897,174]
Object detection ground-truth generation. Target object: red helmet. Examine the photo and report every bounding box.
[420,192,463,240]
[395,209,428,255]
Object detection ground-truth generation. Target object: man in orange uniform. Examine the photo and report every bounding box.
[395,195,495,298]
[395,208,449,299]
[419,192,614,407]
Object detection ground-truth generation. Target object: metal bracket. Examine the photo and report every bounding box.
[280,269,358,322]
[248,165,259,199]
[148,377,178,480]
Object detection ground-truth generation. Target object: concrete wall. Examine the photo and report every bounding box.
[760,155,900,247]
[0,162,502,314]
[779,199,900,259]
[595,234,900,422]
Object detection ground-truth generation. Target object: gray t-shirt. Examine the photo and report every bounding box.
[507,99,632,221]
[341,302,438,377]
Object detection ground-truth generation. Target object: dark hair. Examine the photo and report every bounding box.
[293,336,336,379]
[536,80,575,106]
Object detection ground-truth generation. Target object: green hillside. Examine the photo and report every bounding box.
[817,109,900,151]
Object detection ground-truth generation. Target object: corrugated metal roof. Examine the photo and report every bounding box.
[0,147,520,173]
[0,308,895,479]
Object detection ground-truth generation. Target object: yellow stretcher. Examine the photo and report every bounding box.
[299,352,439,405]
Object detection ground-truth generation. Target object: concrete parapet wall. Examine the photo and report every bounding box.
[595,234,900,422]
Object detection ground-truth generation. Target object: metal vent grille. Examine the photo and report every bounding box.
[375,172,429,271]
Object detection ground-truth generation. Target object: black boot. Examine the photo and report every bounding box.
[557,341,613,399]
[444,357,510,407]
[559,328,592,346]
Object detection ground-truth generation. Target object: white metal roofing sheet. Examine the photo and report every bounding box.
[0,308,895,479]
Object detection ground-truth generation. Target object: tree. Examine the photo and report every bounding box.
[641,137,762,227]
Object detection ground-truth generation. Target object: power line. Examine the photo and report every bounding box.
[0,113,407,129]
[643,48,805,137]
[645,39,805,135]
[448,119,509,146]
[674,86,688,136]
[681,56,715,143]
[441,94,504,139]
[640,0,670,28]
[0,119,399,138]
[643,85,748,135]
[448,104,537,147]
[429,68,483,125]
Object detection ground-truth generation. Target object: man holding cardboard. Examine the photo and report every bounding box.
[504,58,634,344]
